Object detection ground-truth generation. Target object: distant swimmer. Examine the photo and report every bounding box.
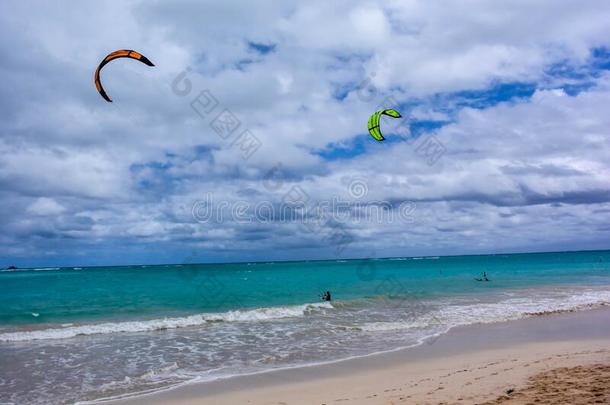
[320,291,332,301]
[475,271,490,282]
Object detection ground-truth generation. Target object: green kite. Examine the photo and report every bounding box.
[367,109,402,141]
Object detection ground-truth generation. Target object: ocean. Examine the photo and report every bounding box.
[1,250,609,404]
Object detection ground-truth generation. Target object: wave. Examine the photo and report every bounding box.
[79,290,610,405]
[0,302,332,342]
[355,289,610,334]
[524,303,609,316]
[3,289,609,344]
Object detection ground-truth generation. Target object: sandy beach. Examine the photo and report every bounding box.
[109,307,610,405]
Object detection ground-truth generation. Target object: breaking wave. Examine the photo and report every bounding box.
[0,302,332,342]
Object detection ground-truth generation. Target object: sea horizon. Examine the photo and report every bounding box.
[5,247,610,271]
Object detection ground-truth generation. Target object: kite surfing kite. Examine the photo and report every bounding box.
[94,50,155,102]
[367,109,402,141]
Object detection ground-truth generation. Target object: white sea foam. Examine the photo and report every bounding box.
[0,302,332,342]
[357,289,610,334]
[435,289,610,327]
[6,287,610,405]
[3,289,609,346]
[359,320,430,331]
[1,267,62,272]
[78,290,610,405]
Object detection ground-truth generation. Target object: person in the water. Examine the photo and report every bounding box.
[320,291,332,301]
[475,272,490,282]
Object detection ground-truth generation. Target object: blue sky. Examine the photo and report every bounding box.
[1,1,610,267]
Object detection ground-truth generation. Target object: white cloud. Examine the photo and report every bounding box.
[27,198,66,216]
[1,0,610,264]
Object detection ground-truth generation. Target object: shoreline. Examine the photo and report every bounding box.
[106,306,610,405]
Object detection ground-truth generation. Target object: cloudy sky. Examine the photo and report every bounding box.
[1,0,610,267]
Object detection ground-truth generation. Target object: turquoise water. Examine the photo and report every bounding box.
[1,250,609,404]
[2,250,609,328]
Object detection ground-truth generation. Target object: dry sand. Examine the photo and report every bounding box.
[111,308,610,405]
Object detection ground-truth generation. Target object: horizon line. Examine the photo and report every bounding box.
[5,247,609,271]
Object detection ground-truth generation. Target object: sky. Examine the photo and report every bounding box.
[1,0,610,267]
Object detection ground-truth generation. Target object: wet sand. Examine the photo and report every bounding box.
[110,307,610,405]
